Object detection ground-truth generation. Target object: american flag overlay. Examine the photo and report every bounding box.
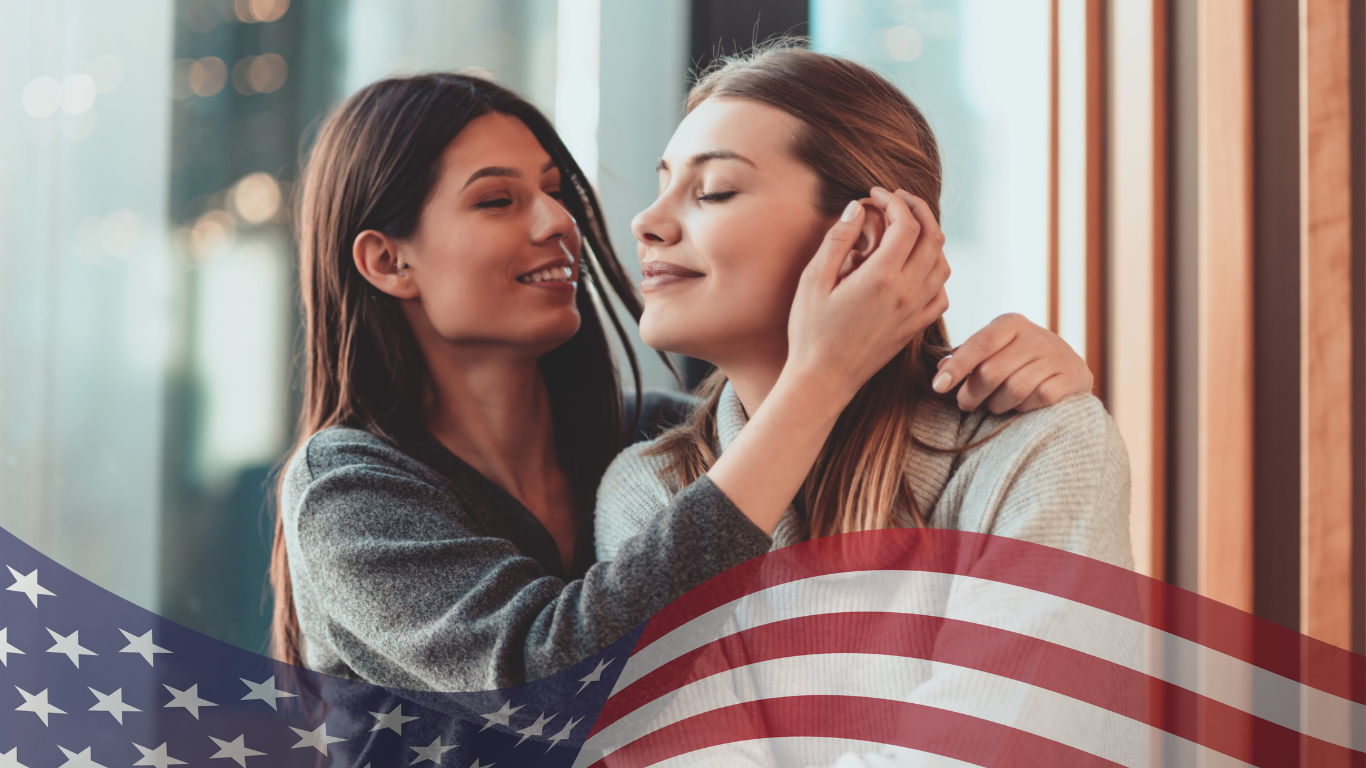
[1,523,1362,768]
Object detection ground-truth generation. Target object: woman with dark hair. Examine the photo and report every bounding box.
[271,71,1093,706]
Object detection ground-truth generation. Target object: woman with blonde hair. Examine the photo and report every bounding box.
[592,44,1139,767]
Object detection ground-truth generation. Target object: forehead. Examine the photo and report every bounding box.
[439,111,553,177]
[663,97,800,165]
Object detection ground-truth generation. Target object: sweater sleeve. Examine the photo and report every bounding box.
[283,430,772,693]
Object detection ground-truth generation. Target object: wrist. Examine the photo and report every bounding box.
[769,362,855,425]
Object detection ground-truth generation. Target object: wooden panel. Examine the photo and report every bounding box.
[1197,0,1255,613]
[1299,0,1354,651]
[1048,0,1061,334]
[1106,0,1167,580]
[1085,0,1107,403]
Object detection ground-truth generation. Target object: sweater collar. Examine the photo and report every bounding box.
[713,380,964,528]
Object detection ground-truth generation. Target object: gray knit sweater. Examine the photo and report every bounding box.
[279,394,770,694]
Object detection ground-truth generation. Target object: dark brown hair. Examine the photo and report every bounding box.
[650,43,962,538]
[269,73,652,671]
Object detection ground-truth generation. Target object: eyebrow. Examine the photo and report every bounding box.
[462,159,558,191]
[655,150,757,173]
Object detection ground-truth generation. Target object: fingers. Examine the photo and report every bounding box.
[889,190,946,279]
[981,357,1056,414]
[853,188,919,276]
[1016,373,1076,413]
[931,313,1022,396]
[806,200,867,289]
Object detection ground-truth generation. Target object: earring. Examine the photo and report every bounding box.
[398,262,410,277]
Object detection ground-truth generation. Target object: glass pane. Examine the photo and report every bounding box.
[811,0,1051,344]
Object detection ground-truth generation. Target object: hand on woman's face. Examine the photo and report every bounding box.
[631,98,835,368]
[354,112,582,358]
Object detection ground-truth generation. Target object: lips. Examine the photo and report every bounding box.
[640,260,703,291]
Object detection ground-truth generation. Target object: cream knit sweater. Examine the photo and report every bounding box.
[592,384,1142,768]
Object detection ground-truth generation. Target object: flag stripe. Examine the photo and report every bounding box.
[628,531,1366,703]
[600,569,1364,750]
[584,695,1131,768]
[587,655,1150,765]
[591,611,1352,766]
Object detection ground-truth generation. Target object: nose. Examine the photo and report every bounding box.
[631,195,681,248]
[530,191,580,255]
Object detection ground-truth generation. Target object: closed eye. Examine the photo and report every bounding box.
[476,197,513,209]
[698,191,737,203]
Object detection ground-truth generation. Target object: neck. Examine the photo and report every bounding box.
[714,342,788,421]
[422,346,562,506]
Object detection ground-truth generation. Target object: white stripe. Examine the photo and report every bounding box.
[645,739,985,768]
[608,570,1365,749]
[578,654,1269,768]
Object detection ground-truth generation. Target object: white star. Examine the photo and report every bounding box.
[88,687,141,724]
[119,629,171,666]
[55,747,105,768]
[514,712,557,747]
[478,699,523,732]
[408,737,456,765]
[467,760,494,768]
[131,743,185,768]
[14,686,66,725]
[239,676,296,710]
[288,723,346,756]
[208,735,265,767]
[370,703,419,734]
[545,715,583,752]
[576,658,613,694]
[163,684,217,719]
[6,567,54,607]
[0,747,29,768]
[46,628,96,668]
[0,628,23,666]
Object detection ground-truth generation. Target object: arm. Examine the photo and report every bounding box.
[289,435,771,693]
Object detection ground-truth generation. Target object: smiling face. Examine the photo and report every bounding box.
[395,111,582,358]
[630,97,836,369]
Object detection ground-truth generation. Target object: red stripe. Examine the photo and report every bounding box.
[626,529,1365,703]
[592,612,1355,765]
[585,695,1129,768]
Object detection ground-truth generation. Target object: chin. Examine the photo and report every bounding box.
[639,311,704,358]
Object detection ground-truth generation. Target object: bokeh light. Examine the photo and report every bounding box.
[89,54,125,95]
[60,74,98,114]
[59,109,98,142]
[190,57,228,97]
[22,77,62,118]
[98,210,143,258]
[231,172,281,224]
[879,26,925,62]
[248,54,288,93]
[191,210,236,260]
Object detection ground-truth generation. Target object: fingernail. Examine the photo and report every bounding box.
[841,200,861,222]
[932,371,952,392]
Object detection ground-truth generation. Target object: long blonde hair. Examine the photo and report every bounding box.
[648,44,961,538]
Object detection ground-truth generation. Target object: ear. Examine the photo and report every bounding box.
[852,199,887,256]
[838,199,887,278]
[353,229,419,299]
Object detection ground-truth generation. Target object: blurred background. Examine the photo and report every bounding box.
[0,0,1362,665]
